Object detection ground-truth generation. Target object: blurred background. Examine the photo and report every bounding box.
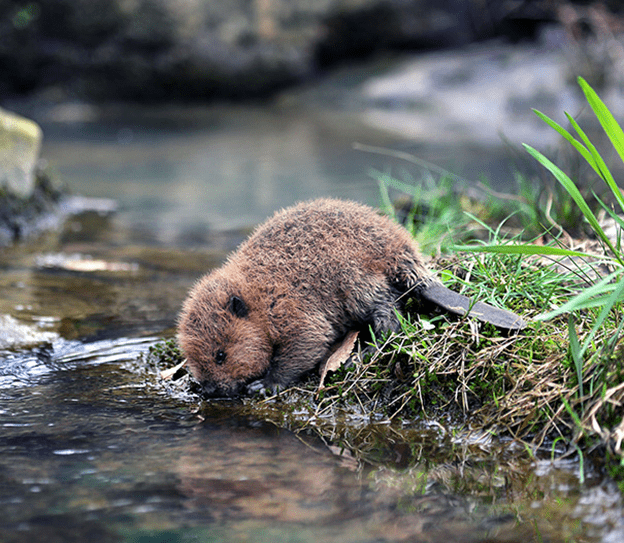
[2,0,624,243]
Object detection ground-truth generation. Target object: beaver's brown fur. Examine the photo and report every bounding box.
[178,198,524,397]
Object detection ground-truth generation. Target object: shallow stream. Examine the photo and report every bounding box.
[1,101,624,542]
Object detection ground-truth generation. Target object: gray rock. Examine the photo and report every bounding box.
[0,0,557,101]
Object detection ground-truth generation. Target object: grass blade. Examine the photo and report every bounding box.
[565,112,624,212]
[536,269,623,320]
[579,76,624,165]
[376,173,395,218]
[453,243,594,258]
[595,193,624,230]
[568,315,584,400]
[523,144,622,264]
[533,109,598,172]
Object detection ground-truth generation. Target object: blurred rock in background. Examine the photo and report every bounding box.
[0,0,563,102]
[0,107,42,198]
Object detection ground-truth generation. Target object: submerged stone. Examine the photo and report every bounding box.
[0,314,58,349]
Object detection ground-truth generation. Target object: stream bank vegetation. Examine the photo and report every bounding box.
[151,77,624,489]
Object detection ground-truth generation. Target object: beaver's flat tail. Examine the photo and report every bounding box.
[421,283,527,331]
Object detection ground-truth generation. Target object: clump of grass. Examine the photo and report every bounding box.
[459,77,624,465]
[323,77,624,474]
[356,141,597,248]
[314,244,567,427]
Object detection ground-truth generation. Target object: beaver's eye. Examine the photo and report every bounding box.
[215,350,226,365]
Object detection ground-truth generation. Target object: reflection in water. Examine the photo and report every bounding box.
[0,336,586,543]
[0,328,623,542]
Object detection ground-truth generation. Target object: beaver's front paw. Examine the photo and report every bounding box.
[246,379,282,397]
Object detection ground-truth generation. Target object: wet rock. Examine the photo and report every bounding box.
[0,165,65,246]
[0,314,58,350]
[0,108,66,245]
[0,108,42,198]
[0,107,120,245]
[0,109,62,247]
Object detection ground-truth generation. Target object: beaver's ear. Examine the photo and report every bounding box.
[229,295,249,318]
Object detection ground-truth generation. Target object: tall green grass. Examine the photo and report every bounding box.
[460,77,624,404]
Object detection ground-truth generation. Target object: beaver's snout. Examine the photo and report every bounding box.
[200,381,244,398]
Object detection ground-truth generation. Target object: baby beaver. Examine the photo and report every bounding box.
[178,198,525,397]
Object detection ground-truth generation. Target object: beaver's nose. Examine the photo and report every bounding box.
[200,381,218,397]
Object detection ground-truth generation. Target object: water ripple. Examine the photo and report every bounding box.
[0,336,158,389]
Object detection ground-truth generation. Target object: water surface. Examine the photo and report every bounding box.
[37,102,535,244]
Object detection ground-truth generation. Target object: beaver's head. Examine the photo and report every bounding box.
[177,271,271,397]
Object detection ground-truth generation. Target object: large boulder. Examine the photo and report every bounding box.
[0,0,557,101]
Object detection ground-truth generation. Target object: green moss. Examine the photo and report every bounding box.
[148,338,185,368]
